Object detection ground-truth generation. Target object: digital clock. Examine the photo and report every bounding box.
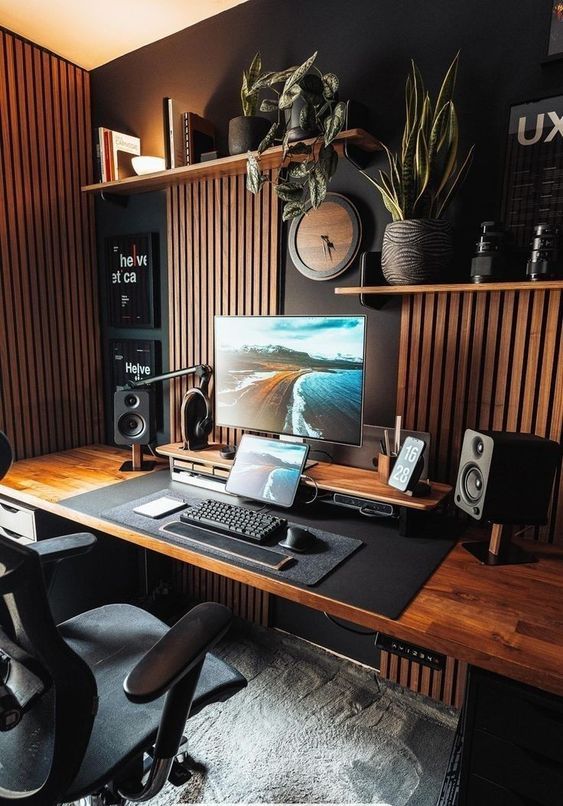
[388,436,426,494]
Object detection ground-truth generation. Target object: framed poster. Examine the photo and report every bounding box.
[106,233,157,328]
[546,1,563,61]
[110,339,160,390]
[501,94,563,250]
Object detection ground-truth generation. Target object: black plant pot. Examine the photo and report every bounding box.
[284,96,317,143]
[381,219,454,285]
[228,116,271,156]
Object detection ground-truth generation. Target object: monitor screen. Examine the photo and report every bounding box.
[225,435,309,507]
[214,315,366,446]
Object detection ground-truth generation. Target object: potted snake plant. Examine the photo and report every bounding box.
[228,52,272,155]
[362,53,474,284]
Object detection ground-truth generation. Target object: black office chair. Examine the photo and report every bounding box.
[0,431,247,805]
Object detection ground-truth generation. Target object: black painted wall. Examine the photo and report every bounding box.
[91,0,563,446]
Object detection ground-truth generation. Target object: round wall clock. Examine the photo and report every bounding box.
[288,193,362,281]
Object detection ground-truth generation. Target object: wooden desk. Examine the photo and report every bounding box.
[1,444,563,701]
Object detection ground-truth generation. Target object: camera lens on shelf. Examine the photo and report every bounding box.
[526,222,563,281]
[470,221,506,283]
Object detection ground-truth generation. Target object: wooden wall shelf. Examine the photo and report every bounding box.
[335,280,563,297]
[81,128,382,196]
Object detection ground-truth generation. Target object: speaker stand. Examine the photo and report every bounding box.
[463,524,537,566]
[120,444,155,473]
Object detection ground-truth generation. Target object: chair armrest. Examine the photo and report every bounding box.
[124,602,232,704]
[28,533,97,563]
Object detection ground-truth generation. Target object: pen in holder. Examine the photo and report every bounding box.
[378,452,396,484]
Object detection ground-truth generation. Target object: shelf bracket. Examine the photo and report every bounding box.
[358,253,390,310]
[100,190,129,208]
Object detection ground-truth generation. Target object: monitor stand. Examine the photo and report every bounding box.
[279,434,318,470]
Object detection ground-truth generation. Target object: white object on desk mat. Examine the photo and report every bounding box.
[133,495,186,518]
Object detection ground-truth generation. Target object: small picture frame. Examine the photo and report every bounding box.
[106,233,158,328]
[545,1,563,61]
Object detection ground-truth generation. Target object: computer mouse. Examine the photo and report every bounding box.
[279,526,316,553]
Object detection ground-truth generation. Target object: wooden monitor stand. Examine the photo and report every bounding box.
[463,523,538,566]
[156,443,452,537]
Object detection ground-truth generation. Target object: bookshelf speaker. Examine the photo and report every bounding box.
[454,429,560,524]
[114,388,155,447]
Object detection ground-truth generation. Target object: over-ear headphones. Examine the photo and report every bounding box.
[180,366,213,451]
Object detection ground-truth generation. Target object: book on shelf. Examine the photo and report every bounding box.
[183,112,215,165]
[163,97,186,169]
[163,96,216,168]
[96,127,141,181]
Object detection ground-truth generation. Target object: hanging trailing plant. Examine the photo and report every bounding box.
[245,52,347,220]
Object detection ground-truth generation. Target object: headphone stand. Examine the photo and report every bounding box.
[119,444,155,473]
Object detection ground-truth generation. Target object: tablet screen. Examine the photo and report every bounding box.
[225,435,309,508]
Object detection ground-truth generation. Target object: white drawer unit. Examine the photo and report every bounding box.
[0,496,74,545]
[0,497,37,543]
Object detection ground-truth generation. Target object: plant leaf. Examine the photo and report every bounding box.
[246,152,266,194]
[323,100,347,145]
[247,52,262,89]
[279,83,301,110]
[284,51,318,93]
[260,98,279,113]
[374,177,404,221]
[435,102,459,197]
[308,165,327,209]
[282,200,305,221]
[275,181,304,202]
[433,52,459,133]
[322,72,339,99]
[287,161,309,180]
[257,122,279,154]
[319,143,338,181]
[436,144,474,217]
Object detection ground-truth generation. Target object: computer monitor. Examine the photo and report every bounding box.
[214,315,366,446]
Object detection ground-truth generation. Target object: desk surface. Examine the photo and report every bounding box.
[2,444,563,697]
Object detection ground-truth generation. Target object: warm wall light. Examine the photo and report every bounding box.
[132,156,166,175]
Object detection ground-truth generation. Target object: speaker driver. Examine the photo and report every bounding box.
[124,393,139,408]
[118,412,145,439]
[462,464,484,502]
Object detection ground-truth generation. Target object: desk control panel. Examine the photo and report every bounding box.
[376,633,446,671]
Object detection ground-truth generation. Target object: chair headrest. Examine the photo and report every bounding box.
[0,433,12,481]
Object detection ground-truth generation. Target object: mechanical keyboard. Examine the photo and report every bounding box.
[180,499,287,543]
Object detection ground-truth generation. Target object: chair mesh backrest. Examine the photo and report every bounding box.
[0,514,97,803]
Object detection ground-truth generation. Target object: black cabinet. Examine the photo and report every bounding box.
[459,668,563,806]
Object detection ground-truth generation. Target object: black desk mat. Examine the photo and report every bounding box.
[62,470,456,619]
[101,488,362,587]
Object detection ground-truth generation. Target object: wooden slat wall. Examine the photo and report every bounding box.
[167,171,279,616]
[380,650,467,709]
[396,288,563,543]
[167,172,279,444]
[381,287,562,705]
[173,562,270,626]
[0,30,102,458]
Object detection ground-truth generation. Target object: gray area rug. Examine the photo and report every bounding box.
[152,621,457,805]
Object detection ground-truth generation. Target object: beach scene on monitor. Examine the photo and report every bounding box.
[215,317,365,445]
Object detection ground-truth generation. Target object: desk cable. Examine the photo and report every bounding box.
[300,474,319,504]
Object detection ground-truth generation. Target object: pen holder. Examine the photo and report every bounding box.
[378,453,396,484]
